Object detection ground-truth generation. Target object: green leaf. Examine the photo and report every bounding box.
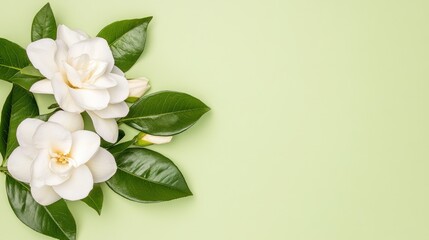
[8,65,44,91]
[10,72,44,91]
[35,109,59,122]
[0,85,39,160]
[120,91,210,136]
[107,140,135,156]
[48,103,59,109]
[31,3,57,42]
[107,148,192,202]
[21,65,43,77]
[6,175,76,240]
[81,184,103,215]
[0,38,30,82]
[97,17,152,72]
[0,90,12,159]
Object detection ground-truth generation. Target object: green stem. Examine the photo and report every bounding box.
[0,166,8,174]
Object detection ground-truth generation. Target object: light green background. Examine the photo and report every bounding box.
[1,0,429,239]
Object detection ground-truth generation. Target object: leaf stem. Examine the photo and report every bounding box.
[0,166,8,174]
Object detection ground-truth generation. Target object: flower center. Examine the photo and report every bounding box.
[48,151,75,176]
[50,152,71,165]
[61,54,109,89]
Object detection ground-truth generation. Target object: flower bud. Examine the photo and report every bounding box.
[127,78,150,102]
[135,132,173,146]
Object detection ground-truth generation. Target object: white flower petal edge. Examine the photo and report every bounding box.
[7,147,34,183]
[26,39,58,79]
[69,131,100,166]
[16,118,44,147]
[57,25,89,48]
[30,79,54,94]
[52,165,94,201]
[7,111,117,205]
[27,24,130,143]
[86,148,117,183]
[31,185,61,206]
[128,78,150,99]
[87,111,119,143]
[48,111,84,132]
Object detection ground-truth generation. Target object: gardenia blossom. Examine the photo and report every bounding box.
[7,111,117,205]
[27,25,129,143]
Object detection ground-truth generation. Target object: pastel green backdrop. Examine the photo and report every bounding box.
[1,0,429,239]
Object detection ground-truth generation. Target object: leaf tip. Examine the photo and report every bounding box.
[40,2,52,11]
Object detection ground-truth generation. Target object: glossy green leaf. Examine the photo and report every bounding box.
[120,91,210,136]
[0,85,39,160]
[81,184,103,215]
[107,140,135,156]
[21,65,43,77]
[107,148,192,202]
[0,38,30,82]
[35,109,59,122]
[97,17,152,72]
[0,90,12,160]
[10,72,44,91]
[48,103,59,109]
[6,175,76,240]
[31,3,57,41]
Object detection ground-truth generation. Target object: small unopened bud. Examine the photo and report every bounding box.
[127,78,151,102]
[135,132,173,146]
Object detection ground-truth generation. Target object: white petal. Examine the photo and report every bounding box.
[88,74,117,89]
[69,88,110,111]
[111,66,125,76]
[128,78,150,98]
[30,79,54,94]
[86,148,117,183]
[53,165,93,201]
[31,149,70,187]
[16,118,44,147]
[51,73,84,113]
[7,146,36,183]
[30,185,61,206]
[26,39,58,79]
[92,102,129,119]
[68,38,114,72]
[55,39,68,73]
[87,111,119,143]
[63,62,83,88]
[69,130,100,166]
[57,25,89,48]
[32,122,72,154]
[48,158,73,176]
[107,73,129,104]
[87,60,110,83]
[48,111,84,132]
[143,134,173,144]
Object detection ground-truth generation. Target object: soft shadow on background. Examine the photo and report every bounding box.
[1,0,429,239]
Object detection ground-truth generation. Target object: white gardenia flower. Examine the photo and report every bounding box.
[7,111,117,206]
[27,25,129,143]
[127,77,150,101]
